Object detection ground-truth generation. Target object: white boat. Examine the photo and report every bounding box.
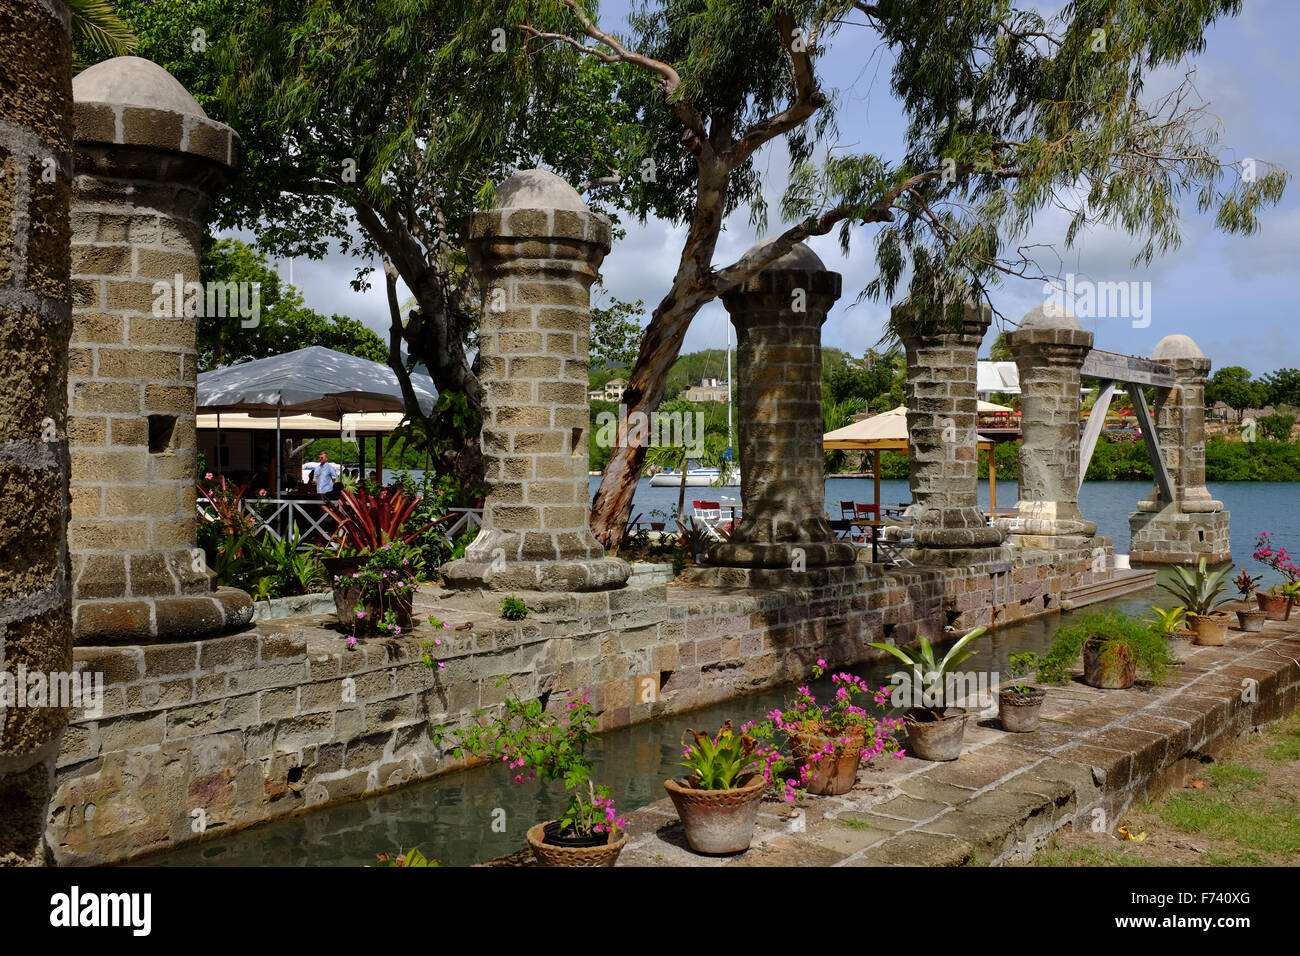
[649,466,741,487]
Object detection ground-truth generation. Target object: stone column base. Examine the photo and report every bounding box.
[706,539,857,570]
[906,545,1013,567]
[913,506,1004,549]
[440,556,630,592]
[73,587,254,646]
[1129,508,1231,565]
[682,562,867,589]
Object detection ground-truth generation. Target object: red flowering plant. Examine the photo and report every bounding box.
[453,686,624,840]
[747,660,906,801]
[1253,532,1300,597]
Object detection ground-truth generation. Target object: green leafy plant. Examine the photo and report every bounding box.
[373,846,440,867]
[1159,557,1235,619]
[678,721,774,791]
[1144,605,1188,637]
[672,549,687,576]
[868,626,989,718]
[500,596,528,621]
[254,523,326,596]
[674,517,713,562]
[454,688,623,839]
[345,541,423,636]
[1038,611,1171,687]
[1006,652,1040,696]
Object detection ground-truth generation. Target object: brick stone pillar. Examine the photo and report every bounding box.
[690,241,858,588]
[0,0,74,866]
[896,296,1004,559]
[1004,306,1097,548]
[441,170,628,592]
[1130,334,1230,564]
[67,57,251,643]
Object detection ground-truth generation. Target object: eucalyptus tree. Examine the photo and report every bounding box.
[507,0,1286,549]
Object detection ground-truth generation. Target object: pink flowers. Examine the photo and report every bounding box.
[204,472,213,480]
[346,636,357,648]
[1255,532,1300,583]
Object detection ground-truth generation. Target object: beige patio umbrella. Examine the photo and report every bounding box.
[822,405,1000,513]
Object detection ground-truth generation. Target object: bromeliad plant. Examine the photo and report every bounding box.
[1144,605,1188,637]
[679,721,778,791]
[869,626,989,719]
[454,687,624,840]
[1159,557,1235,619]
[322,487,437,557]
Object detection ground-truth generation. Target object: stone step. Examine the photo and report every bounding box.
[1059,568,1156,610]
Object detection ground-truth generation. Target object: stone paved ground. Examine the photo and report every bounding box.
[508,616,1300,867]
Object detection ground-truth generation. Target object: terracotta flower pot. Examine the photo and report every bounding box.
[525,821,627,867]
[1257,592,1292,621]
[1082,637,1135,689]
[1190,614,1228,646]
[665,773,767,854]
[904,707,971,761]
[791,729,863,795]
[998,688,1046,733]
[1236,609,1267,633]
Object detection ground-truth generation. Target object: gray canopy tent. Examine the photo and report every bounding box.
[197,346,438,491]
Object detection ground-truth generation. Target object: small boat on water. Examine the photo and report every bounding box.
[649,466,741,487]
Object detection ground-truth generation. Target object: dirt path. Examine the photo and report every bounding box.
[1030,711,1300,866]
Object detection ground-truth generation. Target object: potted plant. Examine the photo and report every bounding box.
[1252,532,1296,621]
[452,688,626,867]
[1159,557,1235,646]
[998,652,1045,733]
[664,721,779,855]
[341,541,422,637]
[321,487,435,629]
[1232,569,1266,632]
[1039,611,1171,690]
[869,626,988,761]
[1144,605,1193,661]
[750,660,905,794]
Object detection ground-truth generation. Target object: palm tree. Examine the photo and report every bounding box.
[68,0,137,72]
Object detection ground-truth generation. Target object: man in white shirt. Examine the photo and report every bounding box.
[314,452,341,499]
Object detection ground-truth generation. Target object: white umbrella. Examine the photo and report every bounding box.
[197,346,438,491]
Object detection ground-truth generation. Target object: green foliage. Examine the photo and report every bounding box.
[197,239,387,371]
[1258,414,1295,443]
[1206,366,1269,421]
[1039,611,1171,687]
[68,0,138,71]
[1082,434,1155,481]
[1262,368,1300,410]
[590,293,645,371]
[1143,605,1188,638]
[373,846,441,867]
[1160,558,1235,618]
[1007,651,1039,695]
[350,542,423,636]
[1204,436,1300,480]
[500,596,528,621]
[452,688,621,838]
[869,626,988,715]
[678,721,768,791]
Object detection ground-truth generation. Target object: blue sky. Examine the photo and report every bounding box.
[263,1,1300,378]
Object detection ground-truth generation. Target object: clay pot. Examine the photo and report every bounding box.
[665,773,767,854]
[998,688,1046,733]
[1190,613,1228,646]
[904,707,971,761]
[791,729,864,795]
[1257,592,1292,621]
[1082,637,1135,689]
[332,582,413,636]
[1236,609,1267,633]
[1167,631,1195,662]
[526,821,627,867]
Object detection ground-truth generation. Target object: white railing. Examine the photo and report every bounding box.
[197,496,483,551]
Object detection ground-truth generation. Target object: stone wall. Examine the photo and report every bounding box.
[49,543,1111,863]
[0,0,74,867]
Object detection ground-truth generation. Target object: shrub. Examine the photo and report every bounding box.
[1039,610,1171,686]
[500,596,528,620]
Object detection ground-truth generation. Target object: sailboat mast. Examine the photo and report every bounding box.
[726,320,733,450]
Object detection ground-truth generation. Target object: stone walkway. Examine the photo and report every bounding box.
[499,616,1300,866]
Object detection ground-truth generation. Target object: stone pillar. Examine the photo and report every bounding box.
[0,0,74,866]
[897,296,1004,559]
[1130,334,1230,564]
[692,241,858,587]
[67,57,251,643]
[441,170,628,592]
[1004,306,1097,548]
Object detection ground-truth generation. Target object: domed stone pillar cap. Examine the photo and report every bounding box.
[891,290,992,341]
[724,237,841,300]
[72,56,238,170]
[1009,303,1093,349]
[468,168,611,250]
[1152,333,1204,359]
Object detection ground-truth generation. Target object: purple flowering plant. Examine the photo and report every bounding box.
[747,659,906,802]
[454,684,624,839]
[350,541,423,636]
